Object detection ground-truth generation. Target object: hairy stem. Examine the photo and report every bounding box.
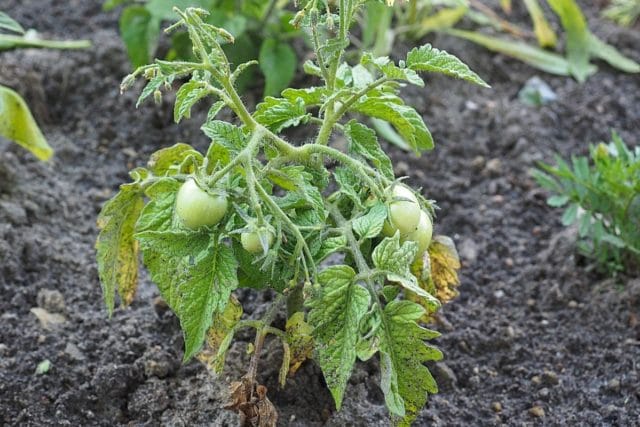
[246,294,286,389]
[255,181,315,280]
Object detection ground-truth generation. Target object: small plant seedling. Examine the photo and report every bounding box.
[534,133,640,275]
[604,0,640,27]
[97,2,488,424]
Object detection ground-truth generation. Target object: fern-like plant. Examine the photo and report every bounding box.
[534,133,640,275]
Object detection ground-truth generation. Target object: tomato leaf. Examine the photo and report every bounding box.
[361,53,424,87]
[254,97,310,132]
[136,230,239,361]
[316,236,348,263]
[372,234,440,306]
[352,203,387,239]
[282,87,328,106]
[307,265,370,409]
[174,80,211,123]
[406,44,489,88]
[334,166,365,209]
[351,91,433,153]
[285,312,314,376]
[377,300,442,423]
[344,120,394,180]
[201,121,246,156]
[96,184,144,315]
[147,143,203,176]
[197,294,243,374]
[136,178,181,234]
[259,38,297,97]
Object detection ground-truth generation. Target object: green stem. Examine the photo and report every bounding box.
[295,144,388,196]
[311,23,331,85]
[0,36,91,50]
[208,128,265,185]
[315,77,389,146]
[220,77,258,130]
[255,182,315,280]
[333,77,389,119]
[328,204,399,369]
[244,156,266,224]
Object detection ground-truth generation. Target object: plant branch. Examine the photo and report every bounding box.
[246,294,286,389]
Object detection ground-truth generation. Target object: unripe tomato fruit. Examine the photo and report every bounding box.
[382,184,421,236]
[403,210,433,260]
[175,178,228,229]
[241,230,275,254]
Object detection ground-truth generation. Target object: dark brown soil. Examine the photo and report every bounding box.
[1,1,639,426]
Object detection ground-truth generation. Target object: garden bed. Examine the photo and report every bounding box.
[1,0,639,425]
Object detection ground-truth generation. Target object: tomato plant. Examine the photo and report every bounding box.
[97,2,487,425]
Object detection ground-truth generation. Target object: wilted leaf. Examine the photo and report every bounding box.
[225,376,278,427]
[428,235,461,304]
[285,312,314,376]
[96,184,144,315]
[197,294,243,374]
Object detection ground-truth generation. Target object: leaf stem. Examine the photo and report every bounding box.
[255,181,315,280]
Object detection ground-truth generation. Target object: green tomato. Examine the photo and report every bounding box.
[403,210,433,260]
[241,229,275,254]
[382,184,421,236]
[175,178,228,229]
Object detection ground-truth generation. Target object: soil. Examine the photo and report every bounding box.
[1,1,639,426]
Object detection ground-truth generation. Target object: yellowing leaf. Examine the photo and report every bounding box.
[428,235,461,304]
[407,235,461,323]
[524,0,557,48]
[197,294,243,374]
[285,312,314,376]
[96,184,144,315]
[0,85,53,160]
